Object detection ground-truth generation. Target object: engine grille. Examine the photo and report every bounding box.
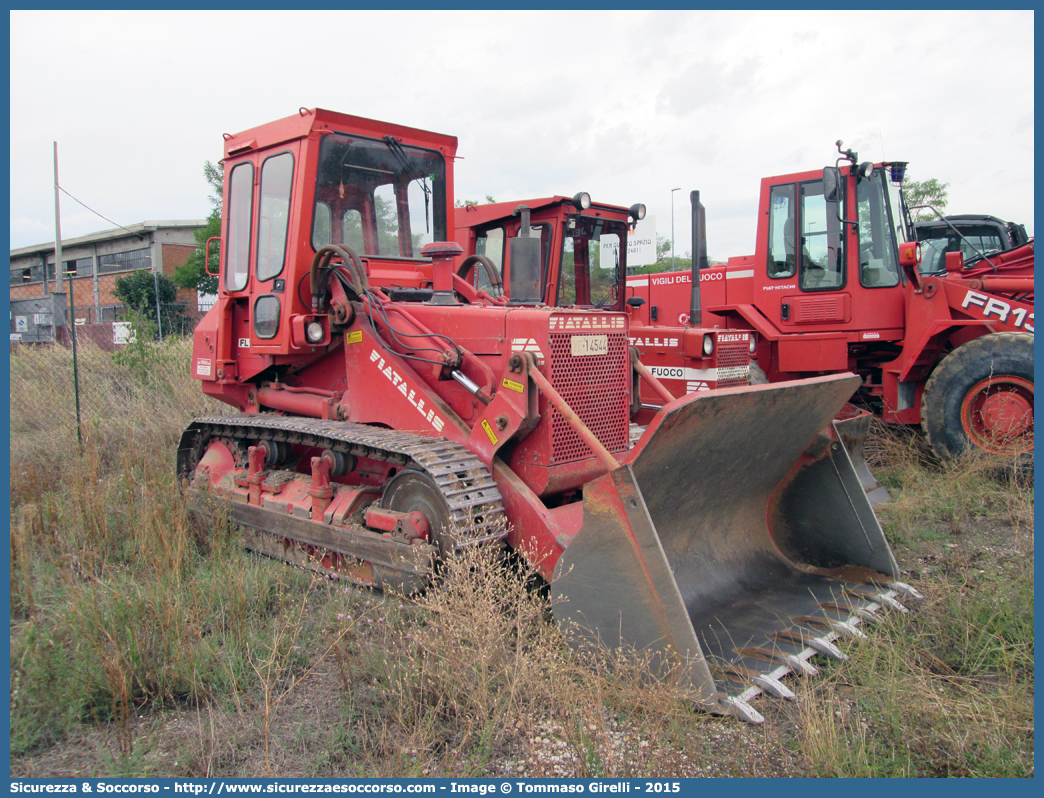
[797,296,847,323]
[548,332,631,463]
[716,336,751,388]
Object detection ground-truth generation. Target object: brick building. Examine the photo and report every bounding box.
[10,220,206,324]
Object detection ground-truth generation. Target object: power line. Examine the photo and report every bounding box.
[57,185,145,239]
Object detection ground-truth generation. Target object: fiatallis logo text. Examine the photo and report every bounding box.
[370,349,445,432]
[549,315,626,331]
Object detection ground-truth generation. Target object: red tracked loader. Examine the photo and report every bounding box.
[180,109,917,722]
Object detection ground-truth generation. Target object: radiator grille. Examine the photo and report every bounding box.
[716,337,751,388]
[548,332,631,463]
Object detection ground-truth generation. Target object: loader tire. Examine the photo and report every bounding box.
[749,362,769,385]
[921,332,1034,465]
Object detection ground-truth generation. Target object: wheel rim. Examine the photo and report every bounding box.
[960,375,1034,455]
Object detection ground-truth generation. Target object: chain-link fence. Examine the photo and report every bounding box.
[10,268,214,347]
[10,299,223,466]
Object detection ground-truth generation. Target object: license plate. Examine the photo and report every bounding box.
[571,334,608,357]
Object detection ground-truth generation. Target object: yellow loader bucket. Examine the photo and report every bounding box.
[551,374,916,722]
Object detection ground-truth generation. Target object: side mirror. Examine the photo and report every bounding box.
[823,167,842,202]
[205,236,221,277]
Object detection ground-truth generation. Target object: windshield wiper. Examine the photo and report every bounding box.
[384,135,431,234]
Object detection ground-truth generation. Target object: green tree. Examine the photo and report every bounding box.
[113,269,184,335]
[904,176,950,222]
[174,161,223,295]
[455,195,496,208]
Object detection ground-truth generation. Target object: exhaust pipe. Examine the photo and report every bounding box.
[688,191,707,327]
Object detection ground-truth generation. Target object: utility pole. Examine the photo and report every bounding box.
[53,142,62,295]
[54,141,83,450]
[53,142,63,342]
[671,187,680,270]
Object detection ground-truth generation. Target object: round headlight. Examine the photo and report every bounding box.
[629,203,647,221]
[748,334,757,354]
[858,161,875,179]
[573,192,592,211]
[306,321,325,343]
[703,334,714,356]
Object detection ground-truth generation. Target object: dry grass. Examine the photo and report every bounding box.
[8,341,1034,777]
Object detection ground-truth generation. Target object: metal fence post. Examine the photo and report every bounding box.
[153,270,164,341]
[66,269,83,451]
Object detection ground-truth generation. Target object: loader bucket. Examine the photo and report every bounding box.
[551,374,907,721]
[834,403,892,507]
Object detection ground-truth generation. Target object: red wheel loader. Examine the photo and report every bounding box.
[181,110,917,723]
[626,143,1034,467]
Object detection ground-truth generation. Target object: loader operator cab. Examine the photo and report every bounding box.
[753,150,909,346]
[914,215,1029,274]
[461,197,633,313]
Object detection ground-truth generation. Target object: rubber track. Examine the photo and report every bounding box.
[179,415,507,544]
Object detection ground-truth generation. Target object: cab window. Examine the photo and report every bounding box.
[799,180,844,291]
[374,184,400,257]
[767,184,796,278]
[311,132,446,259]
[856,171,901,287]
[557,216,625,309]
[256,152,293,282]
[225,162,254,292]
[474,226,505,292]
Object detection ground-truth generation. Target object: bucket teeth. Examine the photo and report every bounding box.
[734,646,819,678]
[873,593,909,614]
[782,652,819,677]
[845,587,909,614]
[752,674,796,700]
[792,614,866,639]
[711,662,796,701]
[826,619,867,639]
[808,636,847,660]
[720,696,764,724]
[773,630,847,660]
[851,606,881,625]
[819,600,881,626]
[886,581,924,600]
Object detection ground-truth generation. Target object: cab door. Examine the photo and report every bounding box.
[755,168,906,362]
[770,177,850,329]
[755,171,850,373]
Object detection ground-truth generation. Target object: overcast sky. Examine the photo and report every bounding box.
[9,9,1034,260]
